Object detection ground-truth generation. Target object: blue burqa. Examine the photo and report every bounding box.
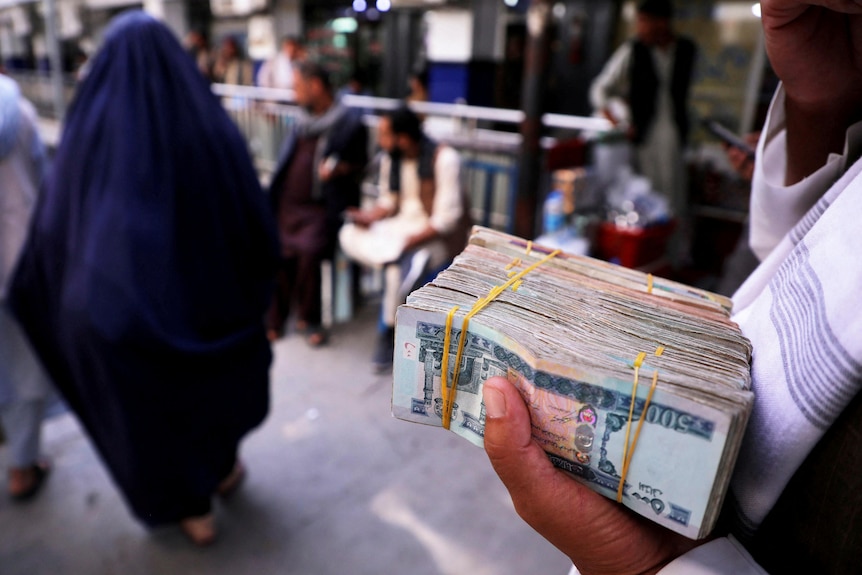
[8,12,278,525]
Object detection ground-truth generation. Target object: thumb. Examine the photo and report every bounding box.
[482,376,561,501]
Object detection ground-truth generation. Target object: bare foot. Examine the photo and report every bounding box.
[180,513,216,546]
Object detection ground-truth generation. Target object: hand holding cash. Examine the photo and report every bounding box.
[392,227,753,541]
[483,375,700,575]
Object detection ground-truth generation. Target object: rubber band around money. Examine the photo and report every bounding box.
[440,305,460,429]
[616,347,663,503]
[647,273,654,294]
[439,249,561,429]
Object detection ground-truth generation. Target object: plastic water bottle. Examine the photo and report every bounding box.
[543,190,566,235]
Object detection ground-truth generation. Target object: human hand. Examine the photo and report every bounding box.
[761,1,862,114]
[761,1,862,182]
[482,376,699,575]
[318,160,335,183]
[725,132,760,182]
[345,207,373,228]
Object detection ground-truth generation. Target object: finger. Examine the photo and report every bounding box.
[482,377,654,570]
[482,377,580,518]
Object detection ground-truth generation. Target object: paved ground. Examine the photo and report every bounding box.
[0,304,571,575]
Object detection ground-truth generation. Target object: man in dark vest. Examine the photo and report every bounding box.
[589,0,696,222]
[267,61,368,346]
[339,107,471,372]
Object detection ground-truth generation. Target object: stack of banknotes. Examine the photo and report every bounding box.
[392,226,753,539]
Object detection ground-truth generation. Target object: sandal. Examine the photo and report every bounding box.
[180,513,217,546]
[216,461,246,499]
[9,462,51,502]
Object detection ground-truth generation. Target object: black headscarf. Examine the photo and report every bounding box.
[9,11,278,525]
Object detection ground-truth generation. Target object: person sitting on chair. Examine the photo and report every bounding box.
[339,106,471,372]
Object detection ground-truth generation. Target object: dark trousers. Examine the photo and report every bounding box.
[267,252,324,334]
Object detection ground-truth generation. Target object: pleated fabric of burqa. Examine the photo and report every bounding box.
[9,11,279,525]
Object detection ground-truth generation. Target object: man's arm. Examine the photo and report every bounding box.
[589,42,633,126]
[403,147,463,252]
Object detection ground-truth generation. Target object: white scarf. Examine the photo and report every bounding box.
[729,86,862,537]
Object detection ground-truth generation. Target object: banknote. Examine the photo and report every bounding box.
[392,226,753,539]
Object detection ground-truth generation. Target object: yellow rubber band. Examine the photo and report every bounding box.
[526,241,532,255]
[505,258,522,271]
[647,273,654,294]
[617,370,660,501]
[616,347,663,502]
[617,361,642,502]
[440,306,460,430]
[440,249,561,429]
[511,280,523,292]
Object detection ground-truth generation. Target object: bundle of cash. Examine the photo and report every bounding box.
[392,226,753,539]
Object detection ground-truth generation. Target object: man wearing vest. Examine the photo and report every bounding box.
[267,62,368,346]
[339,106,470,372]
[589,0,696,226]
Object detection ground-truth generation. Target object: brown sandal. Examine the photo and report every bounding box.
[9,462,51,502]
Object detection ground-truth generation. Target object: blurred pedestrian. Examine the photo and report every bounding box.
[407,68,429,105]
[256,36,302,90]
[0,74,53,501]
[590,0,697,220]
[8,12,278,545]
[213,36,254,86]
[183,29,213,81]
[266,61,367,346]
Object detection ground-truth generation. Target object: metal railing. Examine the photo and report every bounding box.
[10,72,612,232]
[211,83,611,232]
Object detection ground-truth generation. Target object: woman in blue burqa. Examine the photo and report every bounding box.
[8,12,278,544]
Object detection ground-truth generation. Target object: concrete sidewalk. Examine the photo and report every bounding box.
[0,305,570,575]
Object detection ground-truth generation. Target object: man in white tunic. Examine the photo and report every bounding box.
[339,107,469,371]
[589,0,696,221]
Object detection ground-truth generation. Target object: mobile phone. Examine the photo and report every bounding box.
[703,120,756,159]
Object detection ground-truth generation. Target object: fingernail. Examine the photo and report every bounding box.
[483,386,507,418]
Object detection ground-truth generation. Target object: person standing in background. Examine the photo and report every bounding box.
[9,13,278,545]
[183,29,213,81]
[590,0,697,223]
[0,74,53,502]
[256,36,302,90]
[266,62,368,346]
[213,36,254,86]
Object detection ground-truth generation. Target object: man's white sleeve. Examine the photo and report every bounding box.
[656,536,767,574]
[428,147,463,235]
[588,42,632,113]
